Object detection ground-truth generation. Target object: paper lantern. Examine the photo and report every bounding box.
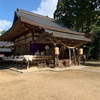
[79,48,83,55]
[55,47,59,55]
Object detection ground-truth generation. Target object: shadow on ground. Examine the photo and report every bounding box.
[82,61,100,67]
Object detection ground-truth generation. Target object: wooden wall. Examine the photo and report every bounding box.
[13,31,41,55]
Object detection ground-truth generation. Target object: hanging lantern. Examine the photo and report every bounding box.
[79,48,83,55]
[55,47,60,55]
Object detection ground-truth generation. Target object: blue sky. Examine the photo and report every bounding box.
[0,0,58,31]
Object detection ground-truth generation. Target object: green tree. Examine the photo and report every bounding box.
[92,30,100,60]
[0,30,6,35]
[54,0,100,60]
[90,18,100,60]
[54,0,100,33]
[77,17,100,60]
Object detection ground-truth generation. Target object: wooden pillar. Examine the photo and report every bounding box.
[69,49,71,66]
[25,34,27,54]
[53,43,56,67]
[18,38,20,55]
[73,48,77,65]
[25,34,26,42]
[77,48,80,66]
[13,41,16,55]
[32,32,34,42]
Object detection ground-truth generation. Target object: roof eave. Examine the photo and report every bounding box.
[0,18,22,41]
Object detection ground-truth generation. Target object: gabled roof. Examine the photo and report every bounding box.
[0,9,91,42]
[13,9,84,35]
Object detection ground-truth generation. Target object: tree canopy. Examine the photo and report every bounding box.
[0,30,6,35]
[89,18,100,60]
[54,0,100,60]
[54,0,100,33]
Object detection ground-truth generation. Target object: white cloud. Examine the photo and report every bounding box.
[0,20,12,31]
[32,0,58,18]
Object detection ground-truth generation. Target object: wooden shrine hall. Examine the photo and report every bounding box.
[0,9,91,67]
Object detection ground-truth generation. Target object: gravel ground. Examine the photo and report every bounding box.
[0,61,100,100]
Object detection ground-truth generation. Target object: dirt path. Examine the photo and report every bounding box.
[0,68,100,100]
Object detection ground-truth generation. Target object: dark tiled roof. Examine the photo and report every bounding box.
[45,30,91,42]
[14,9,84,35]
[0,9,91,42]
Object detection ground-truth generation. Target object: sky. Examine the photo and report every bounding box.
[0,0,58,31]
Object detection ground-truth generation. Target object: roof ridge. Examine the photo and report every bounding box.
[17,8,55,21]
